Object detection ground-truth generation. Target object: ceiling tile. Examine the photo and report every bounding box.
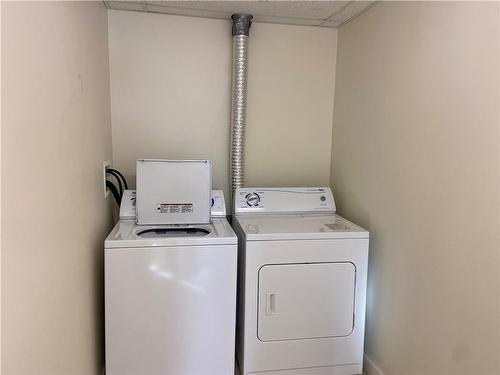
[147,1,348,20]
[318,19,342,28]
[105,1,377,28]
[107,1,145,11]
[145,3,228,19]
[328,1,376,23]
[254,15,322,27]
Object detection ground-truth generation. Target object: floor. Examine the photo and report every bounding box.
[235,363,366,375]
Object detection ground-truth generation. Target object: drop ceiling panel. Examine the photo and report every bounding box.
[145,3,227,18]
[327,0,375,22]
[254,15,322,27]
[107,0,145,11]
[319,19,343,28]
[104,1,377,28]
[148,1,347,20]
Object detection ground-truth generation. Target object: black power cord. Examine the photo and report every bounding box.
[105,167,128,207]
[106,180,121,206]
[106,169,123,197]
[107,168,128,190]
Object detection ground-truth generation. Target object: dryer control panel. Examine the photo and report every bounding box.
[235,187,336,214]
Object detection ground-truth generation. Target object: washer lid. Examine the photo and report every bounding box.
[105,219,237,248]
[235,214,369,241]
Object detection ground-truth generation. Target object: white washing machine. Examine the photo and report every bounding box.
[232,187,369,375]
[105,190,237,375]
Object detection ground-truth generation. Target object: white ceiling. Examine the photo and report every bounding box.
[104,1,377,28]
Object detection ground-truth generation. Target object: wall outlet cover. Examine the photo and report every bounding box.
[103,160,111,198]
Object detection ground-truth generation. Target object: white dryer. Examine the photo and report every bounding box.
[105,190,237,375]
[232,187,369,375]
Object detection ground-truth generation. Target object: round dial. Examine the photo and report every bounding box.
[246,192,260,207]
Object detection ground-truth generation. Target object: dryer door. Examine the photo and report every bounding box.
[258,262,355,342]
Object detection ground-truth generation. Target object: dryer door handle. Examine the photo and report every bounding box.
[266,292,276,316]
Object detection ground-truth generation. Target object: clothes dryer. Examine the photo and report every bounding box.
[232,187,369,375]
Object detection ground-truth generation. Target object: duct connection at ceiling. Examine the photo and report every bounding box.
[230,14,252,202]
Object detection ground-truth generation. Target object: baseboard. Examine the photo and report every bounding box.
[364,354,385,375]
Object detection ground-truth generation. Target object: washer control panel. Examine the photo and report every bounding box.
[210,190,227,217]
[120,190,137,220]
[119,190,227,220]
[235,187,336,214]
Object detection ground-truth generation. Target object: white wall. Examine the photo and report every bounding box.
[1,2,113,374]
[107,10,337,200]
[331,2,500,374]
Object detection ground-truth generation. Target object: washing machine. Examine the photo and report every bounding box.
[232,187,369,375]
[105,190,237,375]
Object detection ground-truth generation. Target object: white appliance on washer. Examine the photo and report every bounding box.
[232,187,369,375]
[105,190,237,375]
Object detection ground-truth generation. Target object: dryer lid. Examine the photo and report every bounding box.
[258,262,356,341]
[235,214,369,241]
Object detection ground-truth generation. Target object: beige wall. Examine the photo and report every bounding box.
[0,2,3,370]
[331,2,500,374]
[1,2,113,374]
[108,10,337,200]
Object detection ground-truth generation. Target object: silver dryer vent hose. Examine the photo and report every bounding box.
[230,14,252,200]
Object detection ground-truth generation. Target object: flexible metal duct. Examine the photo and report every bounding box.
[230,14,252,200]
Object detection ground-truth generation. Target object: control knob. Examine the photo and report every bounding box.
[246,192,260,207]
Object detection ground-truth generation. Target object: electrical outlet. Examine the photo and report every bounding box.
[103,160,111,198]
